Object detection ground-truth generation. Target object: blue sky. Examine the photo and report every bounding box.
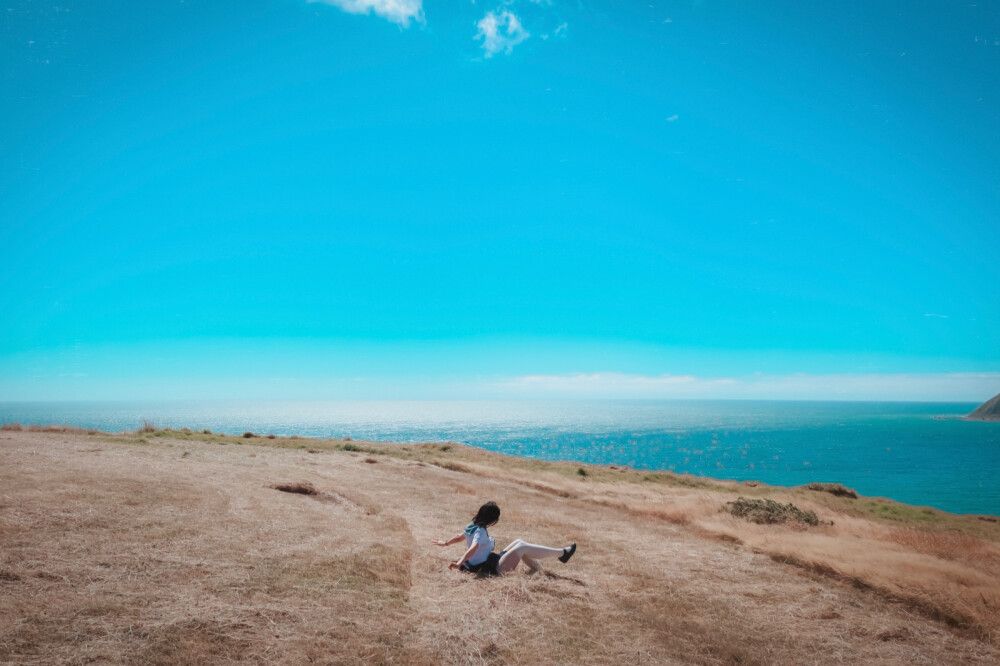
[2,0,998,401]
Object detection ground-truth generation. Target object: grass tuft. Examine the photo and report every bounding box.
[807,482,858,499]
[272,482,318,495]
[431,460,472,474]
[727,497,819,526]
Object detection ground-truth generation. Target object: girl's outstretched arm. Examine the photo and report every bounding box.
[431,533,464,547]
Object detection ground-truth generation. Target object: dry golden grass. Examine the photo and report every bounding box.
[1,422,98,435]
[1,428,998,665]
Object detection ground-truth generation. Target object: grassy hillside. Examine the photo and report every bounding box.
[2,425,998,664]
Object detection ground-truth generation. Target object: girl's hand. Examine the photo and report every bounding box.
[449,561,461,570]
[431,538,450,546]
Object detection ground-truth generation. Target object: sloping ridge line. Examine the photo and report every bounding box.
[967,392,1000,421]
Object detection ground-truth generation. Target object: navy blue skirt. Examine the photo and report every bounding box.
[461,551,503,576]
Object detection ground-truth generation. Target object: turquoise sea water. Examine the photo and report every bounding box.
[2,400,997,516]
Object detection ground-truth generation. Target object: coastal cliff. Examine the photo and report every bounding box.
[967,392,1000,421]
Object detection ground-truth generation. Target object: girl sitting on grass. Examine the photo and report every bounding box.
[432,501,576,576]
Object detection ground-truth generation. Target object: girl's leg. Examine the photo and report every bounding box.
[498,539,542,571]
[497,540,569,575]
[500,539,540,572]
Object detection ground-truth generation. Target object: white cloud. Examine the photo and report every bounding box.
[310,0,424,27]
[666,114,679,122]
[495,372,1000,401]
[502,373,735,396]
[476,9,530,57]
[541,23,566,41]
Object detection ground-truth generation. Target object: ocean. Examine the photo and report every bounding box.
[2,400,997,516]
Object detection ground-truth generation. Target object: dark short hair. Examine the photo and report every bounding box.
[473,501,500,527]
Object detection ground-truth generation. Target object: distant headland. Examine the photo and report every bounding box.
[967,392,1000,421]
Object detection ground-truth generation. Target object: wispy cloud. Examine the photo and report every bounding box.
[494,372,1000,401]
[310,0,424,27]
[476,9,530,57]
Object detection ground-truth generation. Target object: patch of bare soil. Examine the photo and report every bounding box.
[1,431,998,665]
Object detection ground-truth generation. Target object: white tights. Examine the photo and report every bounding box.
[496,538,566,575]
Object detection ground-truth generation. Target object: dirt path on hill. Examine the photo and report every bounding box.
[2,431,997,665]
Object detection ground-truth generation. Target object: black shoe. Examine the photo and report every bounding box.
[559,543,576,564]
